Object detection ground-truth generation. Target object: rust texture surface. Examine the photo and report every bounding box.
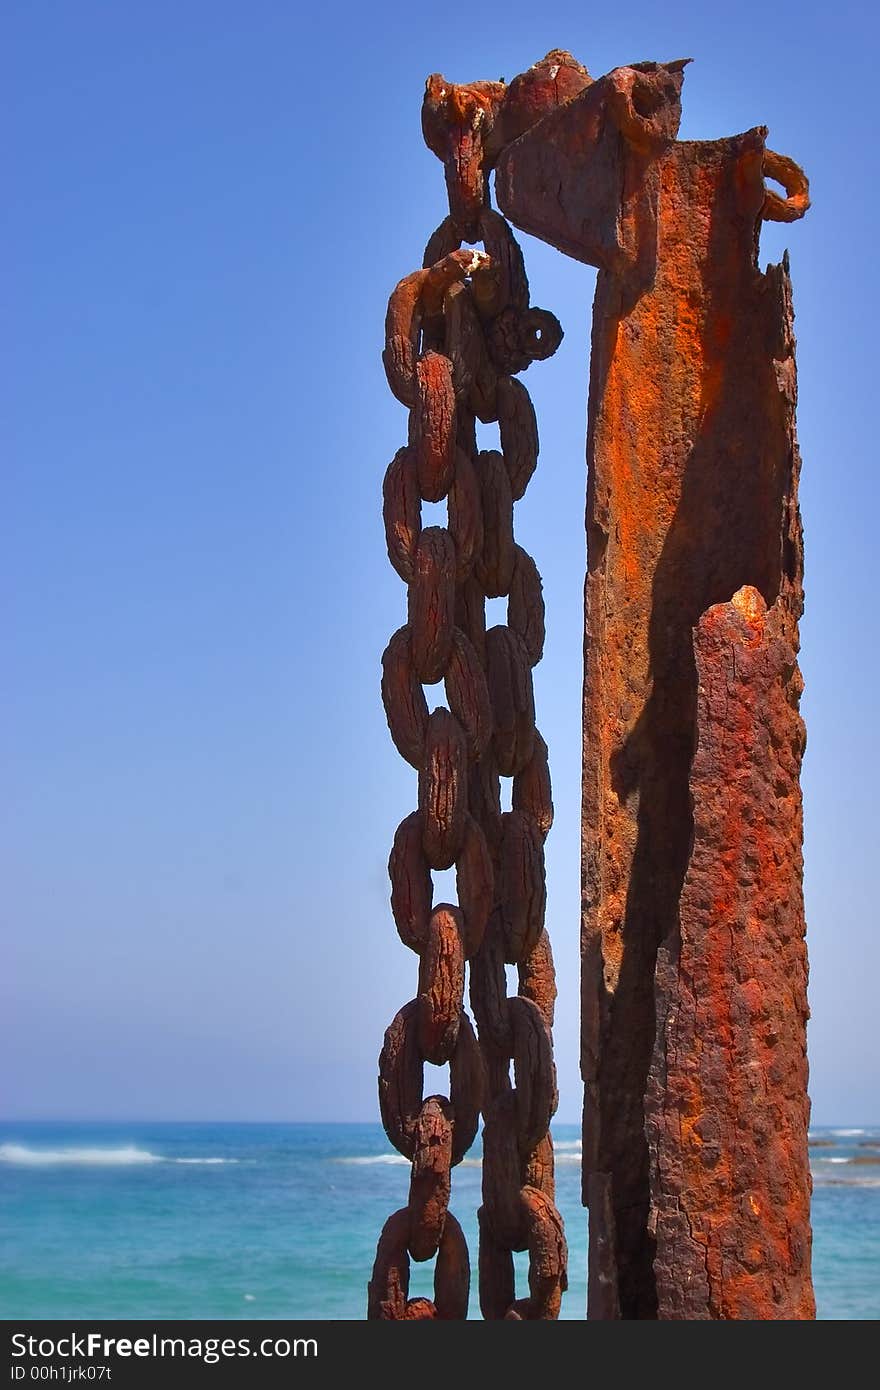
[647,586,812,1318]
[495,57,813,1318]
[369,52,585,1318]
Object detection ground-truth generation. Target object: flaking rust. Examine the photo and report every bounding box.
[493,56,814,1317]
[376,47,813,1320]
[647,586,812,1318]
[371,49,578,1319]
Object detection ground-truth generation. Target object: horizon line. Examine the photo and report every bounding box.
[1,1116,874,1128]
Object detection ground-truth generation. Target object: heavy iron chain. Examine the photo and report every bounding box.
[367,178,568,1318]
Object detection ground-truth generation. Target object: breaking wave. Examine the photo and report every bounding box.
[334,1154,409,1166]
[0,1144,236,1168]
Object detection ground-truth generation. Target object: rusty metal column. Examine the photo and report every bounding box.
[496,57,813,1319]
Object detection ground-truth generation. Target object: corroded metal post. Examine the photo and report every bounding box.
[496,55,813,1318]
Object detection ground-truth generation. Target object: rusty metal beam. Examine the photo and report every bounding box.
[496,56,813,1319]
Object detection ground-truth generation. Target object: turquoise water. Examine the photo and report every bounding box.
[1,1122,877,1320]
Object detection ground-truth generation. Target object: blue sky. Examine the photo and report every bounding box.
[3,0,877,1123]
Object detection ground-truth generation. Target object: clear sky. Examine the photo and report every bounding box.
[4,0,877,1125]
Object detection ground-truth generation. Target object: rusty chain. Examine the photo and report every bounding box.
[368,153,567,1320]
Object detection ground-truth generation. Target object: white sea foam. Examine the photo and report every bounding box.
[0,1144,236,1168]
[813,1172,880,1188]
[339,1142,584,1167]
[0,1144,160,1167]
[173,1157,237,1165]
[339,1154,484,1169]
[334,1154,410,1166]
[832,1129,866,1137]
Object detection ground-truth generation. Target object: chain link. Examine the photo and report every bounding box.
[369,160,567,1318]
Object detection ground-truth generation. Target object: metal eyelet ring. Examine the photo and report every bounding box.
[762,150,810,224]
[519,308,563,362]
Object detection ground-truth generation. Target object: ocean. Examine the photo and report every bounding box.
[1,1122,877,1320]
